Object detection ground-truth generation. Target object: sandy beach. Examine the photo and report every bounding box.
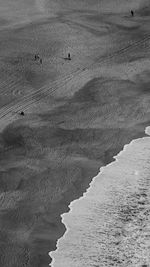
[1,0,150,266]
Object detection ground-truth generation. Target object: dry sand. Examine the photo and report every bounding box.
[1,0,150,266]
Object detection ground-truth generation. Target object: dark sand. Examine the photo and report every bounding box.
[1,0,150,266]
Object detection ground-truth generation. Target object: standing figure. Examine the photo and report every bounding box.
[40,58,42,64]
[131,10,134,17]
[68,53,71,60]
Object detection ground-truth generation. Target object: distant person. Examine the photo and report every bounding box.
[34,54,40,61]
[131,10,134,17]
[68,53,71,60]
[40,58,42,64]
[20,111,24,116]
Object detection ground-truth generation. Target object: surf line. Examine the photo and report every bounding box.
[49,125,150,266]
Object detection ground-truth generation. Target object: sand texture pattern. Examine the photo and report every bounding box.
[0,0,150,266]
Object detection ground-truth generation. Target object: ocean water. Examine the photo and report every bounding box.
[50,127,150,267]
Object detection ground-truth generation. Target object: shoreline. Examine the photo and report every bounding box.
[49,125,150,266]
[1,1,150,266]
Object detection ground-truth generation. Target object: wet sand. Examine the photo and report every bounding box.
[1,0,150,266]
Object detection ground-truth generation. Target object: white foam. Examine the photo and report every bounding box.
[49,126,150,267]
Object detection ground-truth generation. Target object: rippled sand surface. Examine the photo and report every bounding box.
[51,132,150,267]
[1,0,150,265]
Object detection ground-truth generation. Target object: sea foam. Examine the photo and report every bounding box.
[50,126,150,267]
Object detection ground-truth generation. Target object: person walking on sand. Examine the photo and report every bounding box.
[131,10,134,17]
[68,53,71,60]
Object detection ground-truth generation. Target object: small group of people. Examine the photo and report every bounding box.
[34,54,42,64]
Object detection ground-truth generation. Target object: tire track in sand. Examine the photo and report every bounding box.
[0,32,150,127]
